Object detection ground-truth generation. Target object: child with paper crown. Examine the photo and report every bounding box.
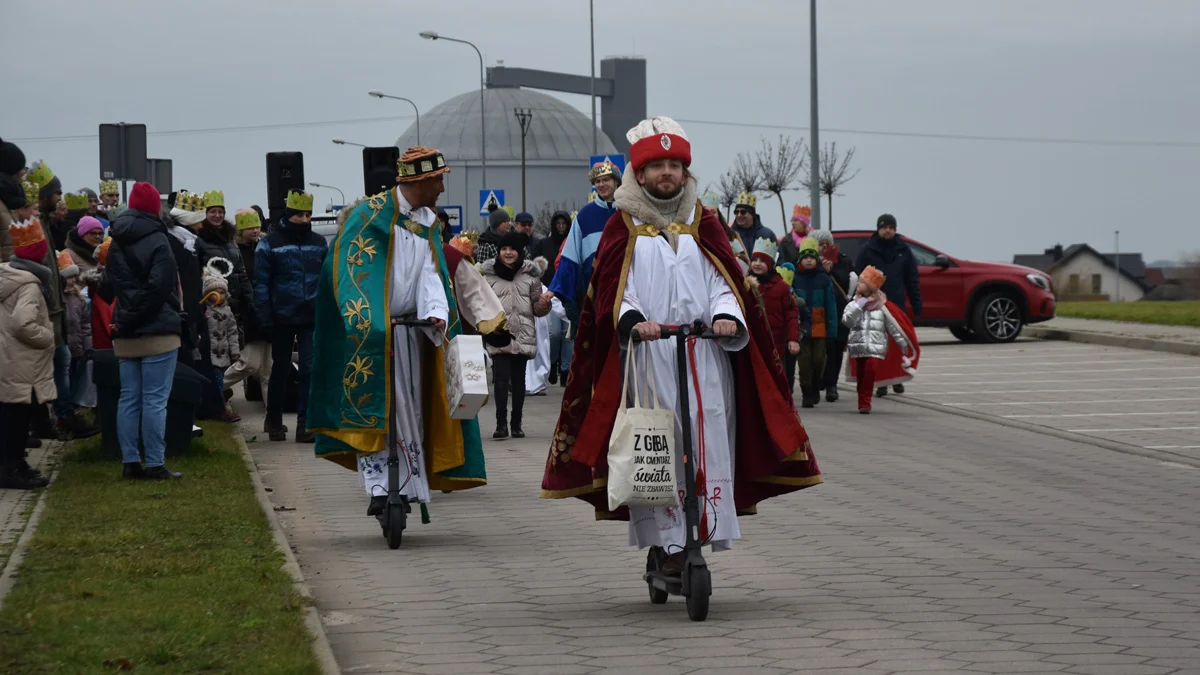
[746,238,800,395]
[58,250,94,411]
[790,237,838,409]
[842,265,918,414]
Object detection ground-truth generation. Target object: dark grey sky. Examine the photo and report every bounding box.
[6,0,1197,263]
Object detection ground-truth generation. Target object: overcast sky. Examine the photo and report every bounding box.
[6,0,1197,264]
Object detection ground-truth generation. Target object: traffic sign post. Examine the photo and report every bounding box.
[99,123,148,203]
[443,205,463,234]
[479,189,505,216]
[145,158,173,196]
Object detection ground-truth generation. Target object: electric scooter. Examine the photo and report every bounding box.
[633,320,729,622]
[379,316,435,549]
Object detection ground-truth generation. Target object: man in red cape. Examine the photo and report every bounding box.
[541,116,821,567]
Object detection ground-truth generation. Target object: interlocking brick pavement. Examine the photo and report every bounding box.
[241,351,1200,674]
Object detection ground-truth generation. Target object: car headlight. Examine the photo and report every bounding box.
[1025,273,1050,291]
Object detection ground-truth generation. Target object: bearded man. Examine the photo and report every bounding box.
[541,117,821,573]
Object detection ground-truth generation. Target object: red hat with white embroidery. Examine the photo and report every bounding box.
[627,116,692,172]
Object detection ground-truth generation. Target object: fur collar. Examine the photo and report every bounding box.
[612,164,698,229]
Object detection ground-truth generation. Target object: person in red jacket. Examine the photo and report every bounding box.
[748,238,800,392]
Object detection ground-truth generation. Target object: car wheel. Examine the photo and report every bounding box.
[972,292,1024,343]
[949,325,975,342]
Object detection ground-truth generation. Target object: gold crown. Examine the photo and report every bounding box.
[64,192,90,211]
[202,190,225,209]
[735,192,757,209]
[11,217,46,249]
[22,181,39,206]
[25,161,55,191]
[588,159,620,182]
[175,190,205,212]
[99,180,119,195]
[286,191,314,211]
[235,209,261,231]
[396,147,449,183]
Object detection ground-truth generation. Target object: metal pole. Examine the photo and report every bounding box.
[118,122,128,203]
[472,43,487,191]
[1114,230,1120,301]
[590,0,597,154]
[808,0,821,231]
[515,108,533,211]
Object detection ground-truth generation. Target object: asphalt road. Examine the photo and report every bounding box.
[246,335,1200,675]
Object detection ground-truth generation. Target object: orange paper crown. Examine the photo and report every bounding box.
[96,237,113,266]
[10,217,46,249]
[860,265,886,291]
[792,204,811,219]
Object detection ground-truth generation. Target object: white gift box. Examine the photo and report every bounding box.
[444,334,489,420]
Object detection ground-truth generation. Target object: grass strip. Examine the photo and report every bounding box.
[1056,300,1200,328]
[0,422,321,674]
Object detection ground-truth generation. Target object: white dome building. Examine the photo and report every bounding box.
[395,87,619,230]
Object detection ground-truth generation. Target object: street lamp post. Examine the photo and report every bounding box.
[808,0,821,231]
[310,182,345,206]
[368,91,420,144]
[514,108,533,210]
[590,0,597,154]
[332,139,367,148]
[420,30,486,192]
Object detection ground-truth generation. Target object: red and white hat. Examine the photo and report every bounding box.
[627,116,692,171]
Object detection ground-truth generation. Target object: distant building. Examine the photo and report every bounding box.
[1014,244,1147,301]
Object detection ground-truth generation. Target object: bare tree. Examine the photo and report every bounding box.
[730,151,764,197]
[714,172,740,220]
[755,135,808,231]
[800,142,861,231]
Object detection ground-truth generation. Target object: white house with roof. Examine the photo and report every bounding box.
[1013,244,1147,301]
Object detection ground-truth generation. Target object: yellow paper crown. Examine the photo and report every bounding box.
[286,191,314,211]
[235,208,261,231]
[64,192,90,211]
[11,217,46,249]
[776,264,795,286]
[588,159,619,182]
[202,190,225,209]
[798,236,820,258]
[99,180,119,195]
[752,237,778,260]
[735,192,757,209]
[22,181,39,206]
[175,190,205,212]
[25,161,55,191]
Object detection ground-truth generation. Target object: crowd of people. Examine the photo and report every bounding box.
[0,135,331,487]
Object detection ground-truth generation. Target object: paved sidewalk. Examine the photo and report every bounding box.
[0,442,56,571]
[1034,317,1200,346]
[241,380,1200,675]
[898,332,1200,461]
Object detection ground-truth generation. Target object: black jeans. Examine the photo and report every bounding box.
[491,354,529,427]
[267,326,313,420]
[1,402,32,469]
[824,337,847,389]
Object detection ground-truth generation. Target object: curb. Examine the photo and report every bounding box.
[1024,326,1200,357]
[0,443,62,610]
[234,432,341,675]
[858,386,1200,470]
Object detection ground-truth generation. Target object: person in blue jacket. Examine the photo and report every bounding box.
[854,213,921,396]
[254,190,328,443]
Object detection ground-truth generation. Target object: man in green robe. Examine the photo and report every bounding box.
[308,147,493,518]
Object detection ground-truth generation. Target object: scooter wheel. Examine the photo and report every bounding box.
[646,549,668,605]
[385,503,406,549]
[685,566,711,622]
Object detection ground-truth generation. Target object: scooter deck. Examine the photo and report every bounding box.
[644,570,684,595]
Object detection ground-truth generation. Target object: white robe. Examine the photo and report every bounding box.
[358,194,449,501]
[619,210,749,552]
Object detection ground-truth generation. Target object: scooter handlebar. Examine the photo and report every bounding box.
[630,321,739,342]
[390,317,437,327]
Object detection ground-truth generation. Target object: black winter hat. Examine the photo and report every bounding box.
[515,211,534,224]
[876,213,897,230]
[0,138,25,177]
[499,231,529,254]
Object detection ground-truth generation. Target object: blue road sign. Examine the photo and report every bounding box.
[479,189,505,216]
[443,205,463,234]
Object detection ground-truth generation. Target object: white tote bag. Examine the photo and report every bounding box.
[607,343,680,511]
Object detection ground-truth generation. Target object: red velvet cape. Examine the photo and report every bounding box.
[540,205,822,520]
[847,300,921,387]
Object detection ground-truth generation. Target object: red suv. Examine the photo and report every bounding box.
[831,231,1056,343]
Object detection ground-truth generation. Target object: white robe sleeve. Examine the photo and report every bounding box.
[618,253,645,326]
[704,254,750,352]
[454,261,505,332]
[416,245,449,346]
